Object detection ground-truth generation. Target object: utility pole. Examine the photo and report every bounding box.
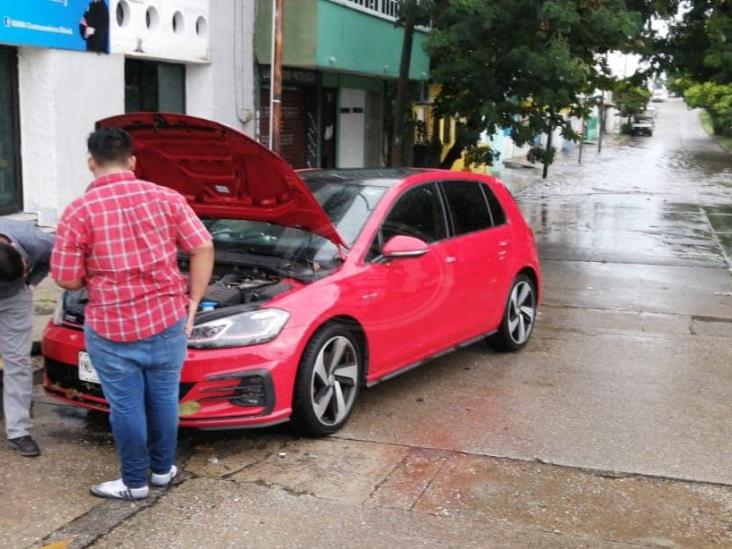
[578,118,585,164]
[597,91,604,154]
[269,0,284,154]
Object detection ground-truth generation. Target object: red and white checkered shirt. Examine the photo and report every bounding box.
[51,171,212,342]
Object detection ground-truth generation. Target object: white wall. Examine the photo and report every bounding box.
[18,48,125,225]
[112,0,210,63]
[186,0,256,134]
[14,0,256,224]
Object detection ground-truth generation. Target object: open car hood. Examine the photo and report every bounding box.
[97,113,345,247]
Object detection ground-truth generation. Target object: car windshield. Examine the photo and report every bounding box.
[203,182,385,269]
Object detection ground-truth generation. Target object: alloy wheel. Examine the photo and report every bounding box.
[507,280,536,345]
[310,336,359,426]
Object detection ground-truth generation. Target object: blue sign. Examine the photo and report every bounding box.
[0,0,109,53]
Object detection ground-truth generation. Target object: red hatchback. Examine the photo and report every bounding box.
[43,113,541,436]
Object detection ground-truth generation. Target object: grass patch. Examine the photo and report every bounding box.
[699,110,732,151]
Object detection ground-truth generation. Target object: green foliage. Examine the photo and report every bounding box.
[666,0,732,84]
[613,79,652,120]
[684,81,732,136]
[425,0,648,174]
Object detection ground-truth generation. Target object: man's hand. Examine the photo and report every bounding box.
[186,240,214,338]
[186,299,199,337]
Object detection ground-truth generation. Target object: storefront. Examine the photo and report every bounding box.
[258,67,324,169]
[0,46,21,214]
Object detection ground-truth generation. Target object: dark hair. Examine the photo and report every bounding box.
[0,242,25,283]
[87,127,133,166]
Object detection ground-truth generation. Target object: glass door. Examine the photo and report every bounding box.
[0,47,21,214]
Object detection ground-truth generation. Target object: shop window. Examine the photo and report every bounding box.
[125,59,185,114]
[0,47,22,214]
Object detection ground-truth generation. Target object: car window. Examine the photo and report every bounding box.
[382,183,447,243]
[482,184,506,226]
[441,181,492,235]
[367,183,447,261]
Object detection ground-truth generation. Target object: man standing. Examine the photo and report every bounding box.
[52,127,213,500]
[0,220,54,457]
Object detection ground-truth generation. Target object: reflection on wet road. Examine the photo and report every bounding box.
[511,100,732,268]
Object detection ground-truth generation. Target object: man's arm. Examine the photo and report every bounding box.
[186,241,214,336]
[25,227,55,288]
[174,194,214,336]
[51,206,88,291]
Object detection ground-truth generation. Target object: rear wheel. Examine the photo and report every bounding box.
[489,274,537,352]
[291,324,362,436]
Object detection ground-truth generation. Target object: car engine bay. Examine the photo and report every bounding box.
[200,269,293,310]
[60,265,295,326]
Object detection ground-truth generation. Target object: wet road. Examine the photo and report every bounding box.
[4,99,732,548]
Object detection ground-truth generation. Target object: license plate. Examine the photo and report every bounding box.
[78,352,101,384]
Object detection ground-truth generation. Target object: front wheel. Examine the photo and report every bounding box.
[291,324,363,436]
[489,274,537,352]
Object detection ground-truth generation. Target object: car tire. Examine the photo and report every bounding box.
[291,323,363,437]
[489,274,537,352]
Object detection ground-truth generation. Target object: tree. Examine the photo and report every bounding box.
[664,0,732,84]
[613,79,652,124]
[390,0,435,167]
[425,0,648,177]
[684,81,732,136]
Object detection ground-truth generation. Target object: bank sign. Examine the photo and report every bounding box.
[0,0,110,53]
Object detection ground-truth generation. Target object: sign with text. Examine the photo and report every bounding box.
[0,0,109,53]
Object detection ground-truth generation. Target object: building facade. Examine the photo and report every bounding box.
[0,0,256,225]
[254,0,430,169]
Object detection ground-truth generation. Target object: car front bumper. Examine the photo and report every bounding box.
[42,322,303,429]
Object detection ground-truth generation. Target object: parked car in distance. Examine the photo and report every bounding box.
[43,113,542,436]
[652,89,668,102]
[631,114,655,137]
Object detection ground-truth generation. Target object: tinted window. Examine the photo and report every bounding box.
[442,181,492,235]
[483,185,507,226]
[382,184,447,244]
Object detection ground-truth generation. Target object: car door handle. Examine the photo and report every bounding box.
[361,292,380,301]
[445,256,457,264]
[499,241,510,247]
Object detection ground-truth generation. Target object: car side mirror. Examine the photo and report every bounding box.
[381,235,429,260]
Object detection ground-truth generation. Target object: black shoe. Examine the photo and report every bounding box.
[7,435,41,457]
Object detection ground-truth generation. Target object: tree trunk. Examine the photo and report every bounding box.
[439,140,463,169]
[390,14,416,167]
[542,127,553,179]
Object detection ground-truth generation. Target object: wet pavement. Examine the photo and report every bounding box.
[2,99,731,548]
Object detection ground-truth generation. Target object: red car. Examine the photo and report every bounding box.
[43,113,541,436]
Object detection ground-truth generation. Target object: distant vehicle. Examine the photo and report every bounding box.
[631,114,654,137]
[652,89,668,102]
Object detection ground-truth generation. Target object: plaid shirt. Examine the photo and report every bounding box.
[52,171,211,342]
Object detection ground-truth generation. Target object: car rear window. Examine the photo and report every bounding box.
[482,184,506,226]
[441,181,493,235]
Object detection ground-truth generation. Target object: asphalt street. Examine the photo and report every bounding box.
[2,99,731,548]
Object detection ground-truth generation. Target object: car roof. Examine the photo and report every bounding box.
[298,168,426,188]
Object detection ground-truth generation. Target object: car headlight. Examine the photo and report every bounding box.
[188,308,290,349]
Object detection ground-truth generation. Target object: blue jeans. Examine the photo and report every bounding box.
[84,319,187,488]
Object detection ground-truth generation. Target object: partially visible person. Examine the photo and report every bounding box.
[79,0,109,53]
[52,127,214,500]
[0,219,54,457]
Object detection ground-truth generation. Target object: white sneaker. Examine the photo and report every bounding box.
[150,465,178,487]
[90,478,149,500]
